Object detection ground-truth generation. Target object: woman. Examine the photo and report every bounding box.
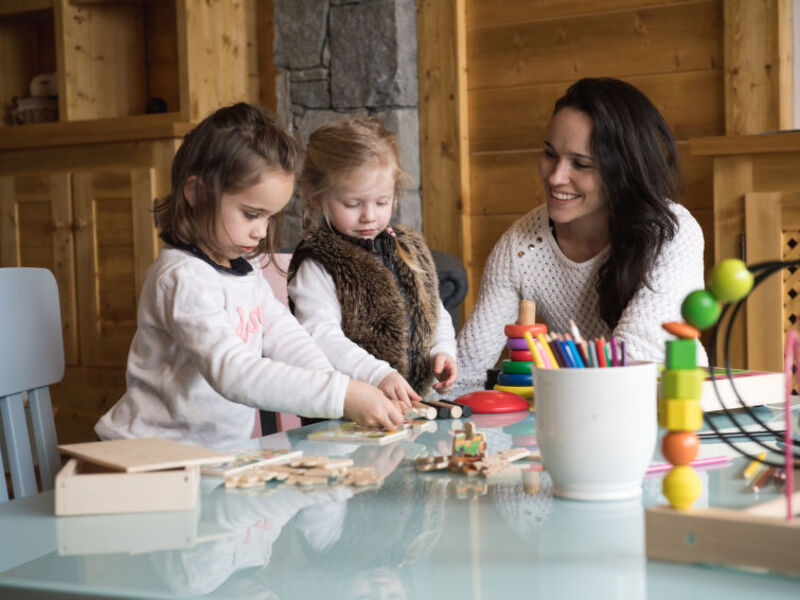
[456,77,707,392]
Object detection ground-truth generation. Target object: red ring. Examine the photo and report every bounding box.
[504,323,548,338]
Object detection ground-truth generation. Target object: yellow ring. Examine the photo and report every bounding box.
[493,384,534,400]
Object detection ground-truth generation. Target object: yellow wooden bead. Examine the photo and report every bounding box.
[657,397,703,431]
[661,368,705,399]
[663,465,702,510]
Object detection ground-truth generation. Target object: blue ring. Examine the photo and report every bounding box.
[497,372,533,387]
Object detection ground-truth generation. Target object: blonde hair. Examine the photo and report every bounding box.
[299,115,420,269]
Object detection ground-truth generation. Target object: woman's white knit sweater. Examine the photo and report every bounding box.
[456,203,708,393]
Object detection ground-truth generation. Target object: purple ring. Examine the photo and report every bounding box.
[506,336,529,350]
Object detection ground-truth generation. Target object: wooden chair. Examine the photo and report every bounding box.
[0,268,63,501]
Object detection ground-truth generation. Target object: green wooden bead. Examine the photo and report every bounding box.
[708,258,753,302]
[681,289,721,330]
[666,339,697,370]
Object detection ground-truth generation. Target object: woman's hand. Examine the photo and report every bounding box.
[432,353,458,393]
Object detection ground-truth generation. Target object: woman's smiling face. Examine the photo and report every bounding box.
[538,107,607,228]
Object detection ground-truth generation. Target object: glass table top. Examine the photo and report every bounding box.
[0,405,798,599]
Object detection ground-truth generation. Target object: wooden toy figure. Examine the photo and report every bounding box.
[451,422,487,460]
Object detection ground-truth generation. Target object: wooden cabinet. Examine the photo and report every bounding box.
[0,0,269,442]
[0,140,180,442]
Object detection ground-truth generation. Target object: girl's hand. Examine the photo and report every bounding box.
[378,372,419,411]
[343,379,405,430]
[432,353,458,393]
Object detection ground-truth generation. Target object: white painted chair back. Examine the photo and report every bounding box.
[0,268,63,501]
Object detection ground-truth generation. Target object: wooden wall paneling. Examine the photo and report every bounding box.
[73,169,137,367]
[744,191,783,372]
[711,155,751,367]
[469,70,725,153]
[50,173,79,365]
[56,0,147,121]
[468,212,519,294]
[723,0,793,135]
[470,150,543,216]
[467,1,722,91]
[679,144,714,212]
[52,365,127,444]
[0,176,15,264]
[417,0,471,304]
[466,0,699,28]
[752,152,800,192]
[131,167,157,300]
[0,173,79,364]
[178,0,260,122]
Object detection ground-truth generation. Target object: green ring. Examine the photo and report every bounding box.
[501,359,534,374]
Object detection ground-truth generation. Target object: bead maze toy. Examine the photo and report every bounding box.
[646,258,800,575]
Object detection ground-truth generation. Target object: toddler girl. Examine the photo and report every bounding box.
[96,104,404,448]
[287,116,458,407]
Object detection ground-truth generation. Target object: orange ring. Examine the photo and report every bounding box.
[662,321,700,339]
[504,323,548,338]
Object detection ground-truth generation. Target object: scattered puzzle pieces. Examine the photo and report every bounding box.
[224,455,381,491]
[415,420,534,480]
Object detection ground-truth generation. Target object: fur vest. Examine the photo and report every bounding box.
[288,226,440,394]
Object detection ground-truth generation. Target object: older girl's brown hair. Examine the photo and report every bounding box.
[155,102,298,264]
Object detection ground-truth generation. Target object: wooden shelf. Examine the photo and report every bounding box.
[0,1,52,17]
[0,112,192,150]
[690,131,800,157]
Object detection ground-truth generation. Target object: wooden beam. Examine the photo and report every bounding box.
[744,191,784,371]
[417,0,471,307]
[723,0,793,135]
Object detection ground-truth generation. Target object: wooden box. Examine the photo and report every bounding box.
[54,438,232,516]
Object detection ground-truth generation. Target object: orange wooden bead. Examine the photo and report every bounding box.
[661,321,700,339]
[661,431,700,465]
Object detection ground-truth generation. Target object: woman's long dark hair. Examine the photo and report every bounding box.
[553,78,680,329]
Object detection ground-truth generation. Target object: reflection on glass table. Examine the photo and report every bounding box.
[0,411,798,600]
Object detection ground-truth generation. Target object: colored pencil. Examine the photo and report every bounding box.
[566,339,585,368]
[595,338,607,367]
[537,333,559,369]
[522,331,545,368]
[646,455,730,476]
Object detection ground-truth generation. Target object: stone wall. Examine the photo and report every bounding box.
[273,0,420,248]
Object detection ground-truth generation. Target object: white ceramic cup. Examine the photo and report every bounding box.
[533,361,657,501]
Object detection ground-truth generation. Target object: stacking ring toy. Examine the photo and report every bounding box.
[506,337,530,351]
[498,372,533,387]
[504,323,548,338]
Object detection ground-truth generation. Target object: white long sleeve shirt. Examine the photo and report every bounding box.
[288,258,457,388]
[95,247,349,448]
[456,203,708,393]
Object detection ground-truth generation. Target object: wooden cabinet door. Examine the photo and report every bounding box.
[744,191,800,372]
[72,168,157,367]
[0,173,79,365]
